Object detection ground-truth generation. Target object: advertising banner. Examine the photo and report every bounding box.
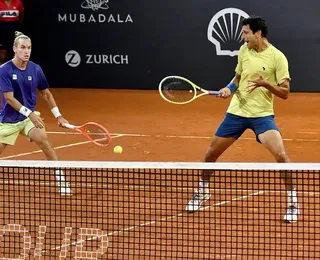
[26,0,320,92]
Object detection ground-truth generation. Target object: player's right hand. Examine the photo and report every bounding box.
[218,87,232,98]
[57,116,69,128]
[29,112,45,129]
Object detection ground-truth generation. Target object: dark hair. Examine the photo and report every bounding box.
[242,16,268,37]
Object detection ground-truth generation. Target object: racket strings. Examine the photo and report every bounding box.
[84,125,110,145]
[161,78,195,103]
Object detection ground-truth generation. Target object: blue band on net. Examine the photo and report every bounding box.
[226,82,238,93]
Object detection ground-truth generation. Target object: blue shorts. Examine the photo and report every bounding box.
[215,113,280,143]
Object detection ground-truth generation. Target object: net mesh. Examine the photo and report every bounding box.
[0,161,319,259]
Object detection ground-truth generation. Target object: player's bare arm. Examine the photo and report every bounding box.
[3,92,24,112]
[219,73,241,98]
[248,73,290,99]
[40,89,59,110]
[265,80,290,99]
[40,89,69,127]
[233,73,241,86]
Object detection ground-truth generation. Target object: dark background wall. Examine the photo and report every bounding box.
[23,0,320,92]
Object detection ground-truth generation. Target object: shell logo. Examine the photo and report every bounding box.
[81,0,109,11]
[207,8,249,57]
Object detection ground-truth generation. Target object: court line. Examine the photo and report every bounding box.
[0,135,122,160]
[3,131,317,160]
[199,190,264,211]
[48,131,320,142]
[108,133,320,142]
[50,190,263,253]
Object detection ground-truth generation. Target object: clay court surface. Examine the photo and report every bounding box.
[1,90,320,259]
[1,89,320,162]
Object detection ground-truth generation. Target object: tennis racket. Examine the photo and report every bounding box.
[64,122,112,147]
[159,76,221,104]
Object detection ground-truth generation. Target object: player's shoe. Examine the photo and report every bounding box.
[58,181,72,196]
[185,189,211,212]
[283,203,300,223]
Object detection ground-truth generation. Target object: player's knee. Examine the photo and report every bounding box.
[274,151,289,163]
[30,129,48,145]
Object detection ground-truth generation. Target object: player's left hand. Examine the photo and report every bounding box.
[57,116,69,128]
[247,73,268,93]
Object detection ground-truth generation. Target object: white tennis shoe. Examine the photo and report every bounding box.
[186,189,211,212]
[283,203,300,223]
[58,181,72,196]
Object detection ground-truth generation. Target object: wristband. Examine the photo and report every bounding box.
[51,107,62,118]
[226,82,238,93]
[19,106,32,117]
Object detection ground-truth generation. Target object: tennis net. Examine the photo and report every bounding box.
[0,160,319,259]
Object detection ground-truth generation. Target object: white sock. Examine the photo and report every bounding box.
[55,169,66,183]
[199,179,209,194]
[287,189,298,206]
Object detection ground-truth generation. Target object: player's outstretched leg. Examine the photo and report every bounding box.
[258,129,299,223]
[29,127,72,195]
[186,136,236,212]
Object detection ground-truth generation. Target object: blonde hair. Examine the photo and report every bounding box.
[13,31,31,47]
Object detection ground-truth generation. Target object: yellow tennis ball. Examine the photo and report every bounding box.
[114,146,123,154]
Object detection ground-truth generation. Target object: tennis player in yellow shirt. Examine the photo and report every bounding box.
[186,16,299,223]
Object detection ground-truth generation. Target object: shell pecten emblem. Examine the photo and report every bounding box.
[207,8,249,57]
[81,0,109,11]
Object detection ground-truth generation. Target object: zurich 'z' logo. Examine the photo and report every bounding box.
[65,50,81,68]
[207,8,249,57]
[81,0,109,11]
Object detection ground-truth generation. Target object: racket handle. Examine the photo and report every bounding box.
[64,123,76,129]
[208,90,221,96]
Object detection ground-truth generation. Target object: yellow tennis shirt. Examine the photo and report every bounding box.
[227,44,291,117]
